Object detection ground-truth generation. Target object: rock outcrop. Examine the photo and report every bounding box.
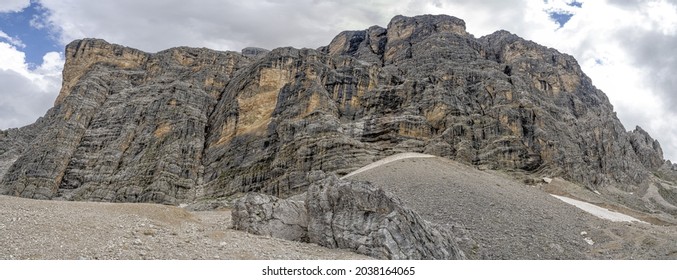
[628,126,664,170]
[1,15,673,213]
[241,47,270,58]
[232,192,308,242]
[231,174,465,260]
[0,125,38,179]
[306,175,465,260]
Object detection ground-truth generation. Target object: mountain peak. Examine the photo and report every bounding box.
[1,14,675,220]
[56,38,149,105]
[388,14,467,35]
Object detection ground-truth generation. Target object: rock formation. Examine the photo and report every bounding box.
[232,173,465,260]
[2,39,250,203]
[232,192,308,242]
[0,15,673,213]
[241,47,270,58]
[306,175,465,260]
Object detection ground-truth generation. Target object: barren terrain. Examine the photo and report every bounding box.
[347,155,677,259]
[0,195,367,260]
[2,154,677,260]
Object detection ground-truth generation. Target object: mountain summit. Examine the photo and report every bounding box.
[1,15,675,217]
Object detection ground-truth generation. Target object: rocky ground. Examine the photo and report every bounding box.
[346,156,677,259]
[2,154,677,260]
[0,195,368,260]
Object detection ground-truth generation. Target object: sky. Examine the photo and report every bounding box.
[0,0,675,161]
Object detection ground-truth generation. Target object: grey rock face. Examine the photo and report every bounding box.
[306,175,465,260]
[658,161,677,184]
[628,126,664,170]
[232,192,308,242]
[0,125,39,179]
[1,39,251,203]
[0,15,672,209]
[241,47,270,58]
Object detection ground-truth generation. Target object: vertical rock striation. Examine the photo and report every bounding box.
[0,15,673,210]
[2,39,250,203]
[305,175,465,260]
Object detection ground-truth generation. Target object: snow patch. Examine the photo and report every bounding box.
[551,195,646,223]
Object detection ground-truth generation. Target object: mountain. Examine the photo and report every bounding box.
[1,15,675,217]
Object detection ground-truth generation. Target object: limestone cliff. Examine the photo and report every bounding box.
[0,15,673,210]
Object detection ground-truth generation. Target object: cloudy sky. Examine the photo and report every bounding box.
[0,0,675,161]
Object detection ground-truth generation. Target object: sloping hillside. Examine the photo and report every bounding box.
[346,154,677,259]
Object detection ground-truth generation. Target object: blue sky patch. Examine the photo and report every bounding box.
[0,1,62,69]
[549,11,574,28]
[567,1,583,8]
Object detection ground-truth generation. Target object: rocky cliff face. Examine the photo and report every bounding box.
[1,39,250,203]
[0,15,671,206]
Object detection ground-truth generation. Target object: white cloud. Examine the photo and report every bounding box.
[0,30,26,48]
[0,0,30,13]
[550,0,677,162]
[0,42,28,72]
[38,0,398,52]
[0,42,63,129]
[640,0,677,34]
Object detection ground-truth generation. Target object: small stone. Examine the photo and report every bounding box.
[133,239,143,246]
[542,177,553,184]
[548,243,564,254]
[584,237,594,245]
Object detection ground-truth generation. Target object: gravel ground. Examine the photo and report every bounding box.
[348,156,677,259]
[0,195,369,260]
[2,154,676,260]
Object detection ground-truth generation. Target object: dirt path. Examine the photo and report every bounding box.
[342,153,435,179]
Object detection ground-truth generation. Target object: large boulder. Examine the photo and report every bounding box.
[231,193,308,242]
[231,173,466,260]
[306,175,465,260]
